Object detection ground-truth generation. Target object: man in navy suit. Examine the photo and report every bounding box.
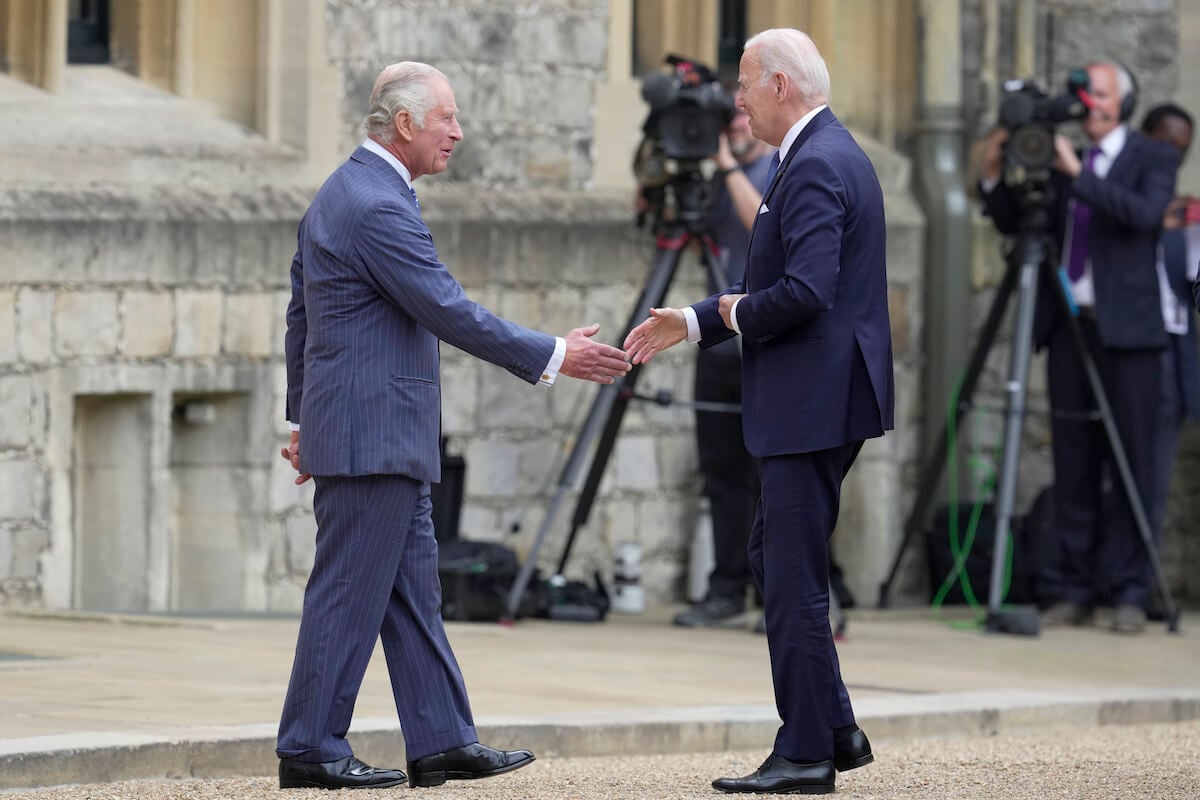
[1140,104,1200,589]
[979,61,1180,634]
[277,62,631,790]
[626,29,894,795]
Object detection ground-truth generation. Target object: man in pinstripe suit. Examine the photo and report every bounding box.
[276,62,631,790]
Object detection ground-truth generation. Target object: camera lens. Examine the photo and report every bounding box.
[1009,125,1054,169]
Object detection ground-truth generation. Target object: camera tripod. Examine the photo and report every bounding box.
[877,211,1181,635]
[502,199,728,622]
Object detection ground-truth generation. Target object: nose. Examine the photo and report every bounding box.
[450,119,463,141]
[735,91,746,112]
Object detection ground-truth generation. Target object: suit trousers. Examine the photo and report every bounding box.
[749,441,863,763]
[1044,317,1161,608]
[694,348,760,603]
[276,474,477,763]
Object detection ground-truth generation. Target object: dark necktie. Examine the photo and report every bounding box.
[763,150,781,194]
[1066,146,1102,282]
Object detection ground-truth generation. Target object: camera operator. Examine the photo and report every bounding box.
[672,108,774,628]
[978,60,1181,634]
[1140,104,1200,589]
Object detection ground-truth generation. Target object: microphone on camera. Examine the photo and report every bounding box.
[640,71,676,111]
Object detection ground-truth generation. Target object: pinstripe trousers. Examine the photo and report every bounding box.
[276,474,478,762]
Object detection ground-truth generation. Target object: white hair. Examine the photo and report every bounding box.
[745,28,830,104]
[1091,60,1135,103]
[362,62,446,141]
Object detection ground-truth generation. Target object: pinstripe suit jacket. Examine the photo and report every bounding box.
[284,147,556,481]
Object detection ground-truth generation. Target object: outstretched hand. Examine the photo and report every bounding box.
[623,307,687,365]
[560,324,632,384]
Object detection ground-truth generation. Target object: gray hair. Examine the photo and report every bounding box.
[745,29,830,105]
[362,62,446,142]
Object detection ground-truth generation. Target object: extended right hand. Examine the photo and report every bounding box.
[623,307,686,365]
[560,324,632,384]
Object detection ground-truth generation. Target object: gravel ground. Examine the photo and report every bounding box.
[5,721,1199,800]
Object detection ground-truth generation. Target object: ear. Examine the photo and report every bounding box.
[773,72,787,99]
[393,110,415,143]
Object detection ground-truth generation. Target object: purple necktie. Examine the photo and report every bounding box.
[1066,147,1102,282]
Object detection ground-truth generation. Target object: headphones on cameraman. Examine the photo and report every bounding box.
[1075,61,1139,122]
[1111,61,1140,122]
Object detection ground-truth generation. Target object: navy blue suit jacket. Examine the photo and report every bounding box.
[693,108,895,456]
[981,131,1180,351]
[284,147,555,480]
[1163,228,1200,419]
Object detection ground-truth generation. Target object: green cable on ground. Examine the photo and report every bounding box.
[928,370,1015,629]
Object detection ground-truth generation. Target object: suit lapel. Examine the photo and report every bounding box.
[351,146,422,215]
[1103,131,1141,184]
[749,108,838,247]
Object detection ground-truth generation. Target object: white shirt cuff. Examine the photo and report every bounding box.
[539,337,567,386]
[730,298,743,335]
[980,175,1001,194]
[683,306,701,343]
[288,421,300,432]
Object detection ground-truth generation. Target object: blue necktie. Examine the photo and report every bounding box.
[407,182,420,213]
[763,150,781,193]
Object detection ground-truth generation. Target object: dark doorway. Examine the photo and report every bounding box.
[717,0,747,81]
[68,0,111,65]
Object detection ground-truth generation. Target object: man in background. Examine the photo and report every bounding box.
[672,108,773,629]
[978,61,1180,634]
[1141,103,1199,596]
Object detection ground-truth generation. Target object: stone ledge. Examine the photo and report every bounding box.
[2,688,1198,790]
[0,184,922,227]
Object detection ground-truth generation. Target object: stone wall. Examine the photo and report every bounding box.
[326,0,610,190]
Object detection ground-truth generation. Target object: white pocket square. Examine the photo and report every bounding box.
[758,204,770,215]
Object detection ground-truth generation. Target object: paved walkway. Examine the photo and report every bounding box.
[1,605,1197,789]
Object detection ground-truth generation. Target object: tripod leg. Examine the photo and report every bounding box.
[1048,268,1182,633]
[878,257,1020,607]
[985,242,1044,633]
[554,235,700,572]
[504,237,689,620]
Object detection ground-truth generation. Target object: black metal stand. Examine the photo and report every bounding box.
[877,224,1181,634]
[503,220,726,621]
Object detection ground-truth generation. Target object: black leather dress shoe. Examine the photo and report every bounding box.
[407,742,536,788]
[712,753,834,794]
[834,725,874,771]
[278,755,406,789]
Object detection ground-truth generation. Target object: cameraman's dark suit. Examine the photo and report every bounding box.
[981,130,1179,614]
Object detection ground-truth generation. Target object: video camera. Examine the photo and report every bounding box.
[634,56,736,228]
[639,55,736,162]
[997,69,1091,189]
